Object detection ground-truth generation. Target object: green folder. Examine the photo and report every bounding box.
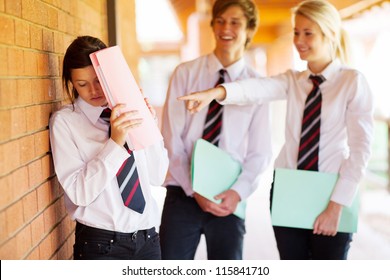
[271,168,359,233]
[191,139,245,219]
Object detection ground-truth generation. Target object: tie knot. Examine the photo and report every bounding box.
[309,75,325,87]
[215,69,226,87]
[100,108,111,122]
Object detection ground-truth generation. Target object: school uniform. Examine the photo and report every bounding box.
[221,59,374,259]
[160,53,272,259]
[49,97,169,259]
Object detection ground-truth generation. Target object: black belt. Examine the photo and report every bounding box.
[75,222,153,241]
[166,185,189,198]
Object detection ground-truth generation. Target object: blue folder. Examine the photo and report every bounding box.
[271,168,359,233]
[191,139,245,219]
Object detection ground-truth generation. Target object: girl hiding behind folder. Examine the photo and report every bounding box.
[49,36,168,260]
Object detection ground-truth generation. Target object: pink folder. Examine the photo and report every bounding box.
[90,46,163,150]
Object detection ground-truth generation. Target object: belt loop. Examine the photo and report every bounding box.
[113,232,120,243]
[131,231,138,241]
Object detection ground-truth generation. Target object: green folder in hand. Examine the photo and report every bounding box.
[271,168,359,233]
[191,139,245,219]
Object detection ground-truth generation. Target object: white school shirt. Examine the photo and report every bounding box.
[49,97,169,233]
[162,53,272,200]
[222,59,374,206]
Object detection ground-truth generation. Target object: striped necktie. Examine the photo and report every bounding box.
[297,75,325,171]
[100,108,146,213]
[202,69,226,146]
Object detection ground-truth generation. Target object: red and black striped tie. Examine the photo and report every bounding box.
[297,75,325,171]
[100,108,145,213]
[202,69,226,146]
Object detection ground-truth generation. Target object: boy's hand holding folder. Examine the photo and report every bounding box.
[191,139,246,219]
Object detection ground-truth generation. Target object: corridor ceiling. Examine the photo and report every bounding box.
[168,0,387,45]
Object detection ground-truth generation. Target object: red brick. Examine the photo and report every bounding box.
[48,53,59,77]
[46,79,56,101]
[34,129,50,157]
[25,105,39,132]
[11,166,29,201]
[6,200,24,235]
[43,204,56,233]
[10,107,27,137]
[42,29,53,52]
[0,210,7,242]
[19,134,35,165]
[53,32,64,53]
[16,79,33,104]
[31,79,46,104]
[21,0,38,24]
[14,19,29,48]
[7,48,24,76]
[42,104,52,127]
[0,47,7,75]
[49,177,62,201]
[5,0,22,17]
[47,5,58,29]
[23,50,38,76]
[0,237,17,259]
[41,154,52,180]
[15,224,32,259]
[26,246,40,260]
[55,242,69,260]
[22,190,38,223]
[35,1,48,27]
[0,174,12,209]
[0,139,20,175]
[28,159,42,188]
[0,112,11,144]
[39,234,53,259]
[37,52,49,76]
[36,181,50,212]
[0,15,15,45]
[0,79,17,107]
[30,25,42,50]
[30,213,44,245]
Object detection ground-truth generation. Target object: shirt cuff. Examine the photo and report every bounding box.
[330,177,358,207]
[220,82,243,105]
[100,139,130,172]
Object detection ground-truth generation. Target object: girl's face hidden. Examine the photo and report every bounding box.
[71,66,107,107]
[293,14,332,71]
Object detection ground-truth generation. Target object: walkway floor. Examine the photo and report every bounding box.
[152,167,390,260]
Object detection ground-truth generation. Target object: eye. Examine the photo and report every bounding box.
[231,19,243,27]
[77,82,86,87]
[215,18,224,25]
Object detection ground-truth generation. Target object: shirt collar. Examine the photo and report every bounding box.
[207,53,246,82]
[300,59,342,82]
[76,97,108,125]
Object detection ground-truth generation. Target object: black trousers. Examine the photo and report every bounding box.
[73,222,161,260]
[160,186,245,260]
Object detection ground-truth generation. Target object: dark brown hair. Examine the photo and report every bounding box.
[62,36,107,103]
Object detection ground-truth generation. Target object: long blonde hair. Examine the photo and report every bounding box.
[292,0,350,64]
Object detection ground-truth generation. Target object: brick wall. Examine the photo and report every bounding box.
[0,0,108,260]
